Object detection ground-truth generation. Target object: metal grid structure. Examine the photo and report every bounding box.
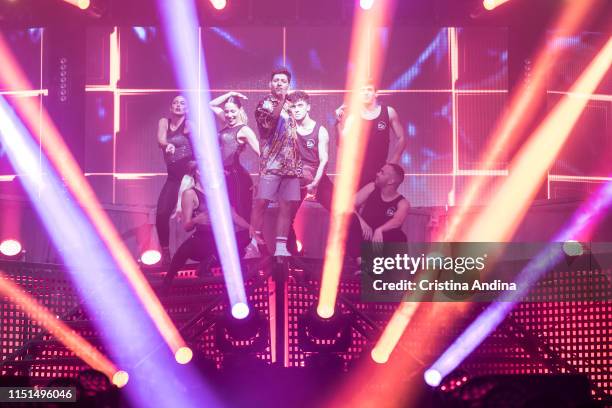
[1,259,611,400]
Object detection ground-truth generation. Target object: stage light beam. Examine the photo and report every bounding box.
[0,32,188,360]
[0,272,123,383]
[317,0,394,319]
[463,35,612,242]
[444,0,600,242]
[427,178,612,386]
[157,0,250,321]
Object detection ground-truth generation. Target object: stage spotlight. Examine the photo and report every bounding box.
[231,302,249,319]
[424,369,442,387]
[296,240,303,253]
[370,347,389,364]
[209,0,227,10]
[111,370,129,388]
[140,249,161,266]
[360,0,374,10]
[563,240,584,257]
[215,309,267,353]
[62,0,90,10]
[298,307,352,352]
[0,239,23,259]
[175,346,194,364]
[483,0,509,11]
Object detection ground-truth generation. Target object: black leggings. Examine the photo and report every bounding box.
[163,229,250,287]
[225,164,253,222]
[156,158,193,248]
[287,174,333,253]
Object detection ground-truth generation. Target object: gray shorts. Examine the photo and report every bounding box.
[256,174,301,202]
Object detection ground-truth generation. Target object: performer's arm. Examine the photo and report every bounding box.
[255,97,284,138]
[375,199,410,233]
[334,104,347,145]
[307,126,329,190]
[237,126,260,156]
[210,91,248,122]
[157,118,170,148]
[354,182,375,209]
[388,106,407,163]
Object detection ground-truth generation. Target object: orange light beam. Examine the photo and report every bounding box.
[317,0,394,318]
[0,34,189,358]
[444,0,600,241]
[0,271,126,385]
[463,35,612,242]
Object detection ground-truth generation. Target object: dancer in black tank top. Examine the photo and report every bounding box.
[285,90,334,254]
[335,81,407,189]
[161,168,252,291]
[155,95,195,264]
[346,163,410,259]
[210,92,260,228]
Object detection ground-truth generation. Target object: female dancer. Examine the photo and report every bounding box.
[209,92,259,228]
[156,95,195,264]
[162,167,252,290]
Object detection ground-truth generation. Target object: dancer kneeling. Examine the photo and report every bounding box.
[162,167,253,290]
[346,163,410,263]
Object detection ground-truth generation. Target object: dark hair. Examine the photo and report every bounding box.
[270,67,292,83]
[287,90,310,104]
[171,94,186,104]
[387,163,405,184]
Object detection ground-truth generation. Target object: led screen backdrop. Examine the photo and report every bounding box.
[83,26,510,208]
[1,26,610,208]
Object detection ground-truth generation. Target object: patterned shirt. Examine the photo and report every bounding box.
[254,95,303,177]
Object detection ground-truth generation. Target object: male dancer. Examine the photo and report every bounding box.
[336,80,407,189]
[346,163,409,259]
[245,67,303,258]
[285,90,332,253]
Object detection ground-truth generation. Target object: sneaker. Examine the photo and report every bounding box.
[273,246,292,257]
[243,243,261,259]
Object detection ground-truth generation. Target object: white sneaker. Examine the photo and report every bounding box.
[243,243,261,259]
[274,246,292,257]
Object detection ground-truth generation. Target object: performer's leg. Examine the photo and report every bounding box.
[156,176,181,260]
[162,235,198,289]
[287,186,307,254]
[237,166,253,222]
[346,213,366,260]
[274,177,300,256]
[316,174,334,212]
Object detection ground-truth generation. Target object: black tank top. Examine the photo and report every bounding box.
[219,124,246,168]
[296,122,321,169]
[360,187,404,230]
[164,118,194,165]
[359,105,390,186]
[192,188,211,233]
